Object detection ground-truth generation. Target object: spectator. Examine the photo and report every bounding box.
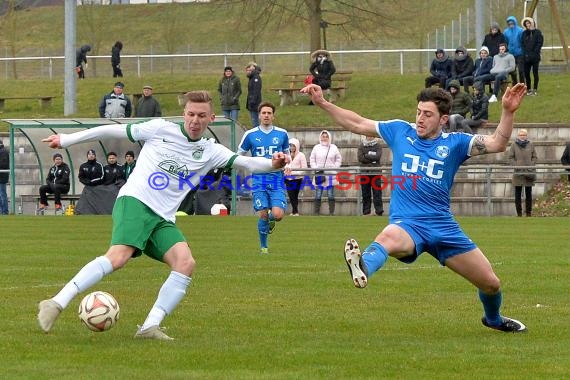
[38,153,70,213]
[78,149,104,187]
[503,16,524,85]
[245,62,262,128]
[310,130,342,216]
[124,150,136,180]
[218,66,242,121]
[521,17,544,96]
[103,152,126,187]
[99,82,132,118]
[0,140,9,215]
[460,81,489,134]
[481,22,506,57]
[446,80,472,132]
[284,138,308,216]
[561,141,570,181]
[508,129,537,217]
[462,46,494,93]
[357,136,384,216]
[489,43,515,103]
[425,48,452,88]
[111,41,123,78]
[310,49,336,91]
[448,46,474,89]
[135,85,162,118]
[75,44,91,79]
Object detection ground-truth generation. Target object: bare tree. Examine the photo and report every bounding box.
[0,0,22,79]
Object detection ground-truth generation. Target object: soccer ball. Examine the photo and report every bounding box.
[78,291,120,332]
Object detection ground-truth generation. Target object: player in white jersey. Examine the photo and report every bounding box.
[302,83,528,333]
[238,102,290,254]
[37,91,288,340]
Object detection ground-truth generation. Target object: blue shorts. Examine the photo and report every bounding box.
[391,217,477,265]
[252,184,287,212]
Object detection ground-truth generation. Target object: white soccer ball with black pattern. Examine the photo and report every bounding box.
[78,291,120,332]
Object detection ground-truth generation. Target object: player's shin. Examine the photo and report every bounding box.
[478,289,503,326]
[141,271,191,330]
[362,242,389,275]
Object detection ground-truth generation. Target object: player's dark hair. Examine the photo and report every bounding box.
[417,88,452,116]
[184,91,213,109]
[258,101,275,113]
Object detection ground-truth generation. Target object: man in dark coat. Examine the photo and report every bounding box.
[75,44,91,79]
[245,62,262,128]
[111,41,123,78]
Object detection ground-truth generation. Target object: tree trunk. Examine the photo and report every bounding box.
[305,0,322,53]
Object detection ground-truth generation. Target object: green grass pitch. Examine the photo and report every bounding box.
[0,215,568,379]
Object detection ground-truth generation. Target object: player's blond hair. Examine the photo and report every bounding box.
[183,91,213,109]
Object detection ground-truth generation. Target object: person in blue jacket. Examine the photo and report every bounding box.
[503,16,524,85]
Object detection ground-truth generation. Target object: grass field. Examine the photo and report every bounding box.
[1,215,569,379]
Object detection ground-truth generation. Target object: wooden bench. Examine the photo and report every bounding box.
[20,194,81,215]
[271,70,353,106]
[0,96,55,111]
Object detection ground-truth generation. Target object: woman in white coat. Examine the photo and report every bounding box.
[309,130,342,215]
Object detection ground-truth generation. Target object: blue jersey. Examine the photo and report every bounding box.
[238,126,290,188]
[377,119,475,220]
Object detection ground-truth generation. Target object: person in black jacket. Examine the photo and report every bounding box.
[78,149,104,187]
[357,136,384,216]
[103,152,126,187]
[38,153,71,212]
[521,17,543,96]
[561,142,570,182]
[75,44,91,79]
[245,62,262,127]
[310,49,336,90]
[0,140,9,215]
[481,22,506,57]
[111,41,123,78]
[460,81,489,134]
[425,48,452,88]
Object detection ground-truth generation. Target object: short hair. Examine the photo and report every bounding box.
[258,101,275,113]
[245,62,257,70]
[107,151,117,157]
[499,42,508,49]
[125,150,135,158]
[183,90,213,109]
[417,88,452,116]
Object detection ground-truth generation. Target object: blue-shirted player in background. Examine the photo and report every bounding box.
[238,102,290,254]
[302,82,528,333]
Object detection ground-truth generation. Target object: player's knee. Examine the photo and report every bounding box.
[481,276,501,295]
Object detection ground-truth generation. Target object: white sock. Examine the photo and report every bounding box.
[52,256,113,309]
[141,271,191,330]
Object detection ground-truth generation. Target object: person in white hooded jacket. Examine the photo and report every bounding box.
[309,130,342,215]
[284,138,308,216]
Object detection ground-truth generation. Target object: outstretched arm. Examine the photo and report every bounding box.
[300,84,379,137]
[232,152,289,173]
[470,83,527,157]
[42,124,128,149]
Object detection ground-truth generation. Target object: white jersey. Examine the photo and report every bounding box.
[119,119,237,222]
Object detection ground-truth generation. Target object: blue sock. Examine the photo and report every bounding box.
[478,289,502,325]
[361,242,389,276]
[258,218,269,248]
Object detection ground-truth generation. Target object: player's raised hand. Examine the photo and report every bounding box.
[42,134,62,149]
[271,152,289,169]
[501,83,527,113]
[300,84,326,105]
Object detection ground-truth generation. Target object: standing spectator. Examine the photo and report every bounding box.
[561,141,570,181]
[245,62,262,128]
[521,17,544,96]
[0,140,9,215]
[284,138,307,216]
[446,80,472,132]
[75,44,91,79]
[310,130,342,216]
[481,22,506,57]
[357,136,384,216]
[448,46,474,89]
[111,41,123,78]
[508,129,537,217]
[489,43,516,103]
[218,66,241,121]
[503,16,524,85]
[135,85,162,118]
[103,152,126,187]
[78,149,105,187]
[462,46,494,93]
[38,153,70,213]
[99,82,132,118]
[309,49,336,91]
[237,102,290,255]
[124,150,136,180]
[425,48,452,88]
[460,81,489,134]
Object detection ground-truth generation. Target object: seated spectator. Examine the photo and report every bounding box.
[561,141,570,181]
[489,43,515,103]
[135,85,162,117]
[460,81,489,134]
[38,153,71,213]
[462,46,494,93]
[78,149,104,187]
[425,48,452,88]
[103,152,126,187]
[446,80,472,132]
[76,149,120,215]
[124,150,137,180]
[98,81,132,118]
[447,46,474,89]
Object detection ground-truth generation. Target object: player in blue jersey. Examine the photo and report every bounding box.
[302,82,528,333]
[238,102,290,254]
